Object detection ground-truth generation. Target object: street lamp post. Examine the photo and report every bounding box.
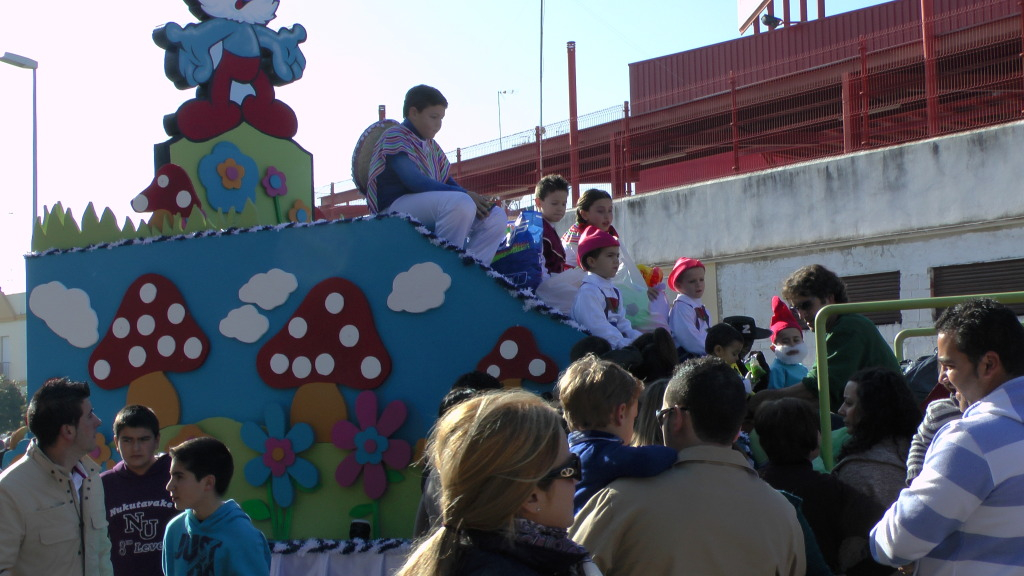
[497,89,514,150]
[1,52,39,225]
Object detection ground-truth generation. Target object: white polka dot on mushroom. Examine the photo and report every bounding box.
[139,283,157,303]
[129,346,147,368]
[176,190,192,209]
[158,335,176,357]
[292,356,312,379]
[112,317,130,339]
[486,365,501,378]
[137,315,155,336]
[339,325,359,347]
[183,337,203,359]
[167,303,185,324]
[324,292,344,314]
[157,174,169,188]
[288,317,307,339]
[361,356,382,379]
[270,354,289,375]
[500,340,518,359]
[93,360,111,381]
[529,359,547,377]
[315,354,334,376]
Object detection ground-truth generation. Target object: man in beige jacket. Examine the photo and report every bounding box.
[0,377,113,576]
[571,357,805,576]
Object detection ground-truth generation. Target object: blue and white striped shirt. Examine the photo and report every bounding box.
[870,374,1024,575]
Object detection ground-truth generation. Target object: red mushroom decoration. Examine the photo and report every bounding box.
[257,277,391,440]
[132,163,202,231]
[89,274,210,428]
[476,326,558,388]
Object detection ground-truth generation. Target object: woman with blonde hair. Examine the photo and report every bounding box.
[397,390,599,576]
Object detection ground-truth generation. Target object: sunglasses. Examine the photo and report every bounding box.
[791,299,816,312]
[656,405,687,426]
[542,453,582,482]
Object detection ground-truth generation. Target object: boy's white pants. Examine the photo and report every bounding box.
[388,191,507,264]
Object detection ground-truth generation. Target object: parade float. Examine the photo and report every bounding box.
[17,0,583,559]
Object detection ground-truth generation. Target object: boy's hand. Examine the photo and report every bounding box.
[466,190,494,219]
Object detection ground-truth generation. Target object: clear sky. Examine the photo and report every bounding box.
[0,0,884,294]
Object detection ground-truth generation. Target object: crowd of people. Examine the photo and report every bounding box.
[2,82,1023,576]
[366,87,1024,574]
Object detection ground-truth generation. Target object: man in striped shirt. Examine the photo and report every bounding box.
[870,298,1024,575]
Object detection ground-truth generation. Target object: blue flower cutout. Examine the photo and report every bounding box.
[198,142,259,213]
[242,404,318,508]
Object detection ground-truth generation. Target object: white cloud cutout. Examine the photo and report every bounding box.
[29,281,99,348]
[388,262,451,313]
[219,305,270,343]
[239,268,298,310]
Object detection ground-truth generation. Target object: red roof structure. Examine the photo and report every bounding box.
[322,0,1024,218]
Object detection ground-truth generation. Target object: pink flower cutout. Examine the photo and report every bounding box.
[263,438,297,477]
[332,391,411,499]
[262,166,288,197]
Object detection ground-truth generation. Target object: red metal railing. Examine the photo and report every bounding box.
[319,0,1024,219]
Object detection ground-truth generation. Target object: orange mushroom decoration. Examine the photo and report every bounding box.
[256,277,391,441]
[89,274,210,428]
[476,326,558,388]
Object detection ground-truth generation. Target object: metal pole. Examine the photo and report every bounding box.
[567,41,581,204]
[0,52,39,225]
[730,71,740,172]
[922,0,940,135]
[31,66,37,225]
[498,91,503,150]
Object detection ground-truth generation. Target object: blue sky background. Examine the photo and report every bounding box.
[0,0,885,293]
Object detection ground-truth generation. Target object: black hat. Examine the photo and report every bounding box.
[723,316,772,341]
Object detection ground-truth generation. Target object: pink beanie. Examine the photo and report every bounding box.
[577,226,619,267]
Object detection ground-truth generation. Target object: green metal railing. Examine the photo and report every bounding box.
[893,327,937,362]
[814,291,1024,470]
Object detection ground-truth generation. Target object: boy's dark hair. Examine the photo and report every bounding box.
[782,264,849,304]
[664,357,746,445]
[557,354,643,431]
[536,174,570,200]
[574,188,612,226]
[438,372,502,418]
[580,246,612,271]
[570,336,613,363]
[705,323,744,355]
[451,371,503,392]
[754,398,819,464]
[114,404,161,438]
[27,377,90,448]
[935,297,1024,377]
[170,437,234,496]
[403,84,448,117]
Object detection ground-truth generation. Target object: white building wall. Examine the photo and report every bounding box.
[562,120,1024,364]
[0,292,27,384]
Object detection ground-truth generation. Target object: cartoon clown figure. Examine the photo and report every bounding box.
[154,0,307,141]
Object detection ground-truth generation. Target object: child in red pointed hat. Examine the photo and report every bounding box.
[767,295,810,389]
[570,227,642,349]
[667,257,709,359]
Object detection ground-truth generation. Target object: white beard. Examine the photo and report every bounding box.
[774,342,808,365]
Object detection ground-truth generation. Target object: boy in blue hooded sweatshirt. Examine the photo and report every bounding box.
[162,437,270,576]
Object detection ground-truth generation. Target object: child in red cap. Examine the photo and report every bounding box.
[767,295,810,389]
[667,257,710,358]
[571,227,642,349]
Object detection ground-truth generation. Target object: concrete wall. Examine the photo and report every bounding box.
[570,120,1024,362]
[0,292,27,383]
